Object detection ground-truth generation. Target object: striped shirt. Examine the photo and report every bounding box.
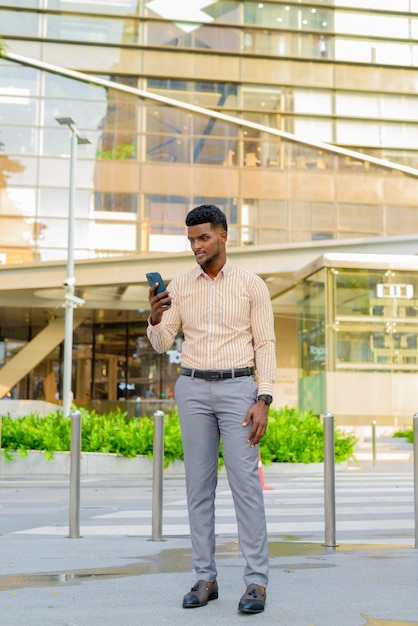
[147,258,276,396]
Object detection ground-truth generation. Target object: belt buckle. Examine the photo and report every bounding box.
[207,370,221,381]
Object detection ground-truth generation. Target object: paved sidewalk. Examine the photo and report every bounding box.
[1,464,417,626]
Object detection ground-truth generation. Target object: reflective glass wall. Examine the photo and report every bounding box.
[0,0,418,263]
[297,262,418,422]
[0,57,417,263]
[1,0,418,265]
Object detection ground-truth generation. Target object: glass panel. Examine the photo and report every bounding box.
[244,28,333,58]
[0,64,40,98]
[244,2,331,31]
[38,155,94,188]
[0,215,34,248]
[0,156,37,187]
[193,137,236,165]
[47,15,139,44]
[44,99,108,131]
[44,73,108,101]
[337,120,380,146]
[0,10,39,36]
[334,11,409,38]
[0,126,39,155]
[335,0,409,9]
[243,85,283,111]
[39,188,91,218]
[2,0,40,6]
[293,117,333,143]
[145,1,241,50]
[195,25,241,51]
[96,132,138,160]
[1,185,37,217]
[332,268,418,371]
[0,97,39,126]
[146,22,240,50]
[48,0,140,14]
[94,192,138,213]
[297,268,327,413]
[335,37,412,66]
[147,79,238,109]
[145,195,189,236]
[294,89,333,115]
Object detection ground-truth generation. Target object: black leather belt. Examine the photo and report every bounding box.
[180,367,254,381]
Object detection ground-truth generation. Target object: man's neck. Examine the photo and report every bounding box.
[201,257,226,279]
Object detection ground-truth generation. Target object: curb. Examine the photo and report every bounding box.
[0,450,349,477]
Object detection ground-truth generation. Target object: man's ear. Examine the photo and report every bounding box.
[221,230,228,242]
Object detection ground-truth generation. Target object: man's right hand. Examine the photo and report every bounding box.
[148,282,171,325]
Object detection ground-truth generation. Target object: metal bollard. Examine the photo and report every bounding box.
[68,409,82,538]
[151,409,165,542]
[372,420,377,466]
[323,412,337,548]
[414,413,418,549]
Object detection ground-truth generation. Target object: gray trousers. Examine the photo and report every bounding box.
[175,374,269,588]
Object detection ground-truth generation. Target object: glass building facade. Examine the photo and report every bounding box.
[1,1,418,422]
[297,255,418,425]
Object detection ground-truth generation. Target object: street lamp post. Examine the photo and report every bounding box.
[56,117,90,417]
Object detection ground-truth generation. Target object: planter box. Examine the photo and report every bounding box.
[0,450,339,477]
[0,450,185,477]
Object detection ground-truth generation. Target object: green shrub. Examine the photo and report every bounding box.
[393,428,414,444]
[1,405,356,465]
[260,406,356,464]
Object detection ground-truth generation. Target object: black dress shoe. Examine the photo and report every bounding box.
[238,584,266,613]
[182,580,219,608]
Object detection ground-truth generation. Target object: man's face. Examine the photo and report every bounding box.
[187,222,227,268]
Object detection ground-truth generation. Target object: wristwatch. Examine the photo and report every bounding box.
[257,394,273,405]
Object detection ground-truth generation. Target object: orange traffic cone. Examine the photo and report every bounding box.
[258,450,273,491]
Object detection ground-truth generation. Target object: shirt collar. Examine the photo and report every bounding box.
[193,257,232,280]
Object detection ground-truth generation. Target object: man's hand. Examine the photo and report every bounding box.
[242,401,269,447]
[148,282,171,326]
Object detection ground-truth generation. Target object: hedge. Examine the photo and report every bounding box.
[1,405,356,466]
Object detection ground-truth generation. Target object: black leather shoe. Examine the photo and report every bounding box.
[182,580,219,608]
[238,584,266,613]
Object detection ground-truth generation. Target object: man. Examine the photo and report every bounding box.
[147,204,276,613]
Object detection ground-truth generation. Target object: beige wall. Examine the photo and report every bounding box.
[326,372,418,428]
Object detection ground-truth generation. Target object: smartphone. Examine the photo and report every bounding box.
[146,271,171,306]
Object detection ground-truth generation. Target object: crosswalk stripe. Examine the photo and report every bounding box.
[94,504,413,520]
[13,471,415,542]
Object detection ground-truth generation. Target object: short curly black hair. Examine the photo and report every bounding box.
[185,204,228,232]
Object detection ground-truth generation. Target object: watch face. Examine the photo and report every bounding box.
[258,395,273,405]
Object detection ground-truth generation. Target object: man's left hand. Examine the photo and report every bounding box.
[242,401,269,447]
